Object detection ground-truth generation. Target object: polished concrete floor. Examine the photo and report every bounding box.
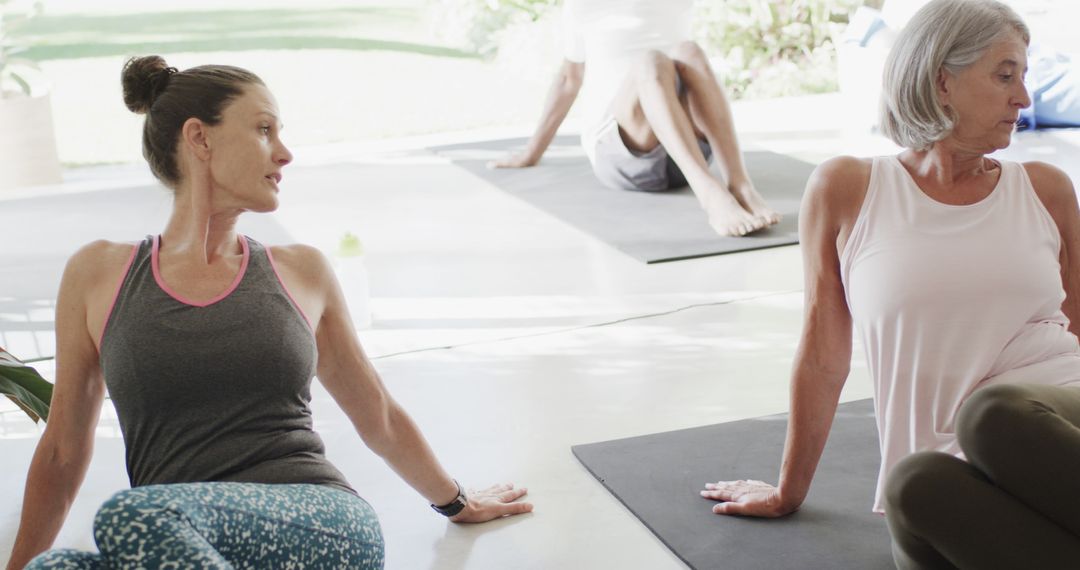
[3,100,1079,568]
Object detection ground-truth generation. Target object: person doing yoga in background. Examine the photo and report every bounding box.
[700,1,1080,568]
[5,55,532,570]
[490,0,779,237]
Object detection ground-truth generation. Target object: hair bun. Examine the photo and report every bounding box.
[121,56,178,114]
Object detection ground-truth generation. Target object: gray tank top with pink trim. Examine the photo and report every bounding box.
[99,235,354,495]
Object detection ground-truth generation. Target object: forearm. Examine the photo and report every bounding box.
[7,444,90,569]
[775,366,847,510]
[363,400,458,506]
[521,75,581,161]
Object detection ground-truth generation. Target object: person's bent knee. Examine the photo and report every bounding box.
[956,383,1036,466]
[957,383,1032,438]
[93,487,168,555]
[885,452,941,518]
[93,488,149,538]
[95,487,159,521]
[885,452,963,531]
[671,41,708,67]
[634,50,676,85]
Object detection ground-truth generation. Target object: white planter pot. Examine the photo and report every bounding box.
[0,92,63,192]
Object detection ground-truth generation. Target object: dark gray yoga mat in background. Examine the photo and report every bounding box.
[572,399,894,569]
[431,136,816,263]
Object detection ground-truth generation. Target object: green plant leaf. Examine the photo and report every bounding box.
[9,69,32,94]
[0,348,53,423]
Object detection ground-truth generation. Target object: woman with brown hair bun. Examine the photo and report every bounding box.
[5,55,532,570]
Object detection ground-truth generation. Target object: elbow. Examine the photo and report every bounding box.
[820,361,851,384]
[559,67,584,94]
[791,362,850,395]
[814,363,851,390]
[26,435,91,497]
[38,428,90,470]
[559,78,582,99]
[356,393,396,455]
[792,338,852,391]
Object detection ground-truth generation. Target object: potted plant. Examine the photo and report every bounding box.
[0,0,62,192]
[0,347,52,423]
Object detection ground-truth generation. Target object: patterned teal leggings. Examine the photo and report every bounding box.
[25,482,384,569]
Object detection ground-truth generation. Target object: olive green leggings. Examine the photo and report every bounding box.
[885,383,1080,569]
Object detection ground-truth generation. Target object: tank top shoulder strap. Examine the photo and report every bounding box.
[240,236,283,296]
[241,235,267,273]
[100,235,154,349]
[243,236,316,333]
[840,156,896,278]
[998,159,1062,251]
[998,159,1036,202]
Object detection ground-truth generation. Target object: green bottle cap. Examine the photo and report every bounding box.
[338,232,365,257]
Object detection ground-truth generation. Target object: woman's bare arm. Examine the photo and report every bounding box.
[489,60,585,168]
[5,242,126,569]
[704,157,870,517]
[1025,162,1080,337]
[271,245,532,523]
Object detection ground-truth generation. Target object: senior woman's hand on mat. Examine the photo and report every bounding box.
[700,479,794,517]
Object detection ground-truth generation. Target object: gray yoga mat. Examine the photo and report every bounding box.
[431,136,816,263]
[571,399,893,570]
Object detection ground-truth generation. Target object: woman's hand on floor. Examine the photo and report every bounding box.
[487,153,538,169]
[450,483,533,523]
[700,479,795,518]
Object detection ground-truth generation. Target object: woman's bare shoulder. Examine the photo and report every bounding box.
[1022,161,1080,241]
[1022,161,1076,211]
[267,243,333,276]
[805,156,874,202]
[265,244,337,327]
[66,240,140,284]
[801,156,875,229]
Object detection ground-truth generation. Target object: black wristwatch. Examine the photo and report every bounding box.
[430,479,467,517]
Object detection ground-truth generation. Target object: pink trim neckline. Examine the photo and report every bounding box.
[152,234,250,307]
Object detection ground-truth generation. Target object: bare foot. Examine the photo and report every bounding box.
[701,189,764,237]
[730,181,781,228]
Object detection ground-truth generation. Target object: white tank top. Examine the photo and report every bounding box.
[840,156,1080,512]
[562,0,693,163]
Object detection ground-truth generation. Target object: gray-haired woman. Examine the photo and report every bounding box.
[700,0,1080,567]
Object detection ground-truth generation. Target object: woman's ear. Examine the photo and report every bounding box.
[181,117,212,161]
[936,67,951,107]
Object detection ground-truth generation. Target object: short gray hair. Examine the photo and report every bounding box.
[879,0,1029,150]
